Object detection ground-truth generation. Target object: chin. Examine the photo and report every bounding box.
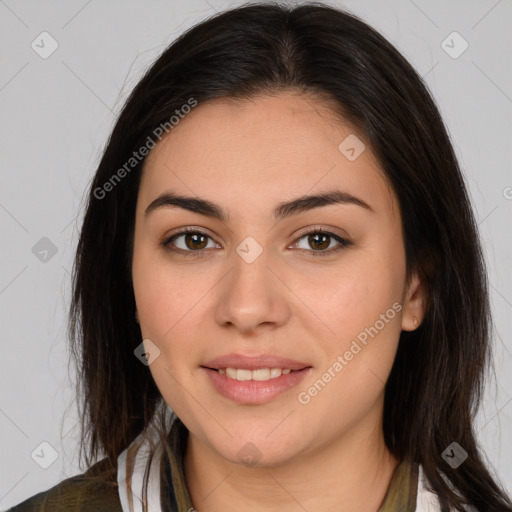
[209,431,307,469]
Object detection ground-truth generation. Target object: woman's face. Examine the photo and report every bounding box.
[132,92,424,466]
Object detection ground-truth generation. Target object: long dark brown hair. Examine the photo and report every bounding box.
[68,2,512,510]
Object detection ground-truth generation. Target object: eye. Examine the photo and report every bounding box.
[292,228,351,257]
[162,227,219,258]
[161,226,351,258]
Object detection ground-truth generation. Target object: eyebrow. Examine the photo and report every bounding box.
[144,189,375,222]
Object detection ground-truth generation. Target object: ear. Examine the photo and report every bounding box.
[401,272,427,332]
[135,309,140,324]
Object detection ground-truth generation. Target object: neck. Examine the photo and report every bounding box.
[183,406,399,512]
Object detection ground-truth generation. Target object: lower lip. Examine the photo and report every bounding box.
[202,367,312,405]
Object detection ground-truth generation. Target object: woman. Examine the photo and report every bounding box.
[8,2,511,511]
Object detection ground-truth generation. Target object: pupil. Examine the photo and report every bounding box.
[311,233,329,250]
[186,233,206,249]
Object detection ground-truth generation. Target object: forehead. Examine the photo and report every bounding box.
[139,92,397,221]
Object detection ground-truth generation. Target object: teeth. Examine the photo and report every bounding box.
[219,368,293,381]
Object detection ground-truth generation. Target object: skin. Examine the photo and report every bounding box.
[131,91,426,512]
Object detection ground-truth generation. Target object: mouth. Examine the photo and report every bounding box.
[201,365,312,405]
[203,366,304,381]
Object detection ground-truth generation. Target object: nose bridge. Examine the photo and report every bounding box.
[233,235,271,288]
[214,235,289,332]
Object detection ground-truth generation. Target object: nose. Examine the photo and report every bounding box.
[214,242,291,335]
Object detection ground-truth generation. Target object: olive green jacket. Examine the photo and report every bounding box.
[6,457,122,512]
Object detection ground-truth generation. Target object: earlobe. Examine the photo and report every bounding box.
[401,273,426,332]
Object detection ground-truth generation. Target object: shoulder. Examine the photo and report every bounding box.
[416,465,478,512]
[5,458,122,512]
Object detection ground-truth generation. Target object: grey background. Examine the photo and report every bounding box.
[0,0,510,508]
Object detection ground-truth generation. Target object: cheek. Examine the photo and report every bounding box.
[132,246,215,395]
[132,249,199,407]
[299,245,405,342]
[133,242,196,336]
[295,236,405,397]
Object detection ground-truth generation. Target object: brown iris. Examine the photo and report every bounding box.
[184,232,208,250]
[308,233,330,251]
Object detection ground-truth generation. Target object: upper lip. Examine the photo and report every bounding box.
[202,353,311,371]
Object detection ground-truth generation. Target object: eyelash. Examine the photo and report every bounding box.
[161,226,351,259]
